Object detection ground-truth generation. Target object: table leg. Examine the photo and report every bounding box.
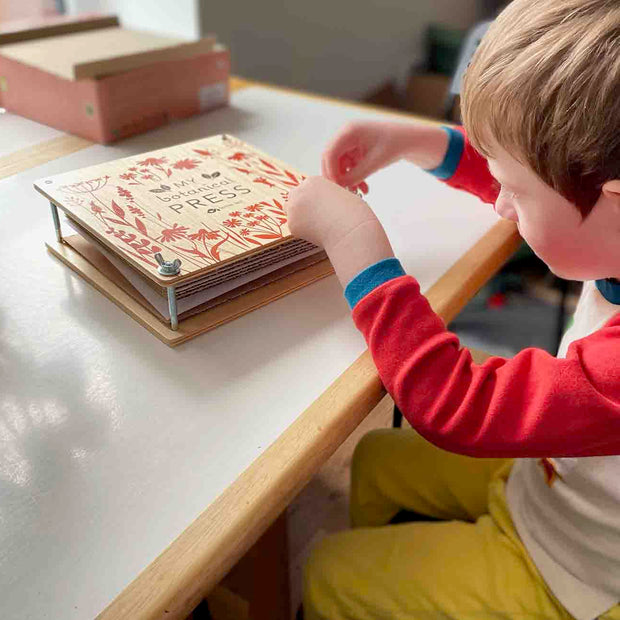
[218,511,291,620]
[249,511,291,619]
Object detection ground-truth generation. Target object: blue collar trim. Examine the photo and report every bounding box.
[595,278,620,305]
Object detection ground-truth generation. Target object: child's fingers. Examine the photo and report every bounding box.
[322,125,358,176]
[339,152,355,175]
[323,136,363,183]
[333,148,365,187]
[324,153,351,183]
[348,180,369,195]
[322,153,349,184]
[339,147,363,174]
[321,150,337,181]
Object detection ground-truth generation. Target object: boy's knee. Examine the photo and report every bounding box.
[304,536,332,589]
[303,534,350,618]
[351,429,387,479]
[352,428,422,484]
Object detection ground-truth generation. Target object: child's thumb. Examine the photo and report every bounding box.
[337,150,371,186]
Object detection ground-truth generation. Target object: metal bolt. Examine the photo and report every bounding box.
[154,253,181,276]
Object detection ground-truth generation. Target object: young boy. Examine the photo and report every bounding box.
[284,0,620,618]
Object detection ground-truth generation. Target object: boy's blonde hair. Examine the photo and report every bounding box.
[462,0,620,217]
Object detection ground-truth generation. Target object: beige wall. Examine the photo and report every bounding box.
[200,0,482,99]
[0,0,57,23]
[65,0,201,39]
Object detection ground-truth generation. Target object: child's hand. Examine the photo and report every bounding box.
[286,176,375,248]
[322,121,452,189]
[321,121,402,192]
[285,176,394,287]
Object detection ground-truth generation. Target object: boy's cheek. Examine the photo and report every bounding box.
[521,228,569,275]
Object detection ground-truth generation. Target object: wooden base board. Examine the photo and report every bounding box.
[46,239,335,346]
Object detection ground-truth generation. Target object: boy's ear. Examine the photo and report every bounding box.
[601,180,620,213]
[601,180,620,197]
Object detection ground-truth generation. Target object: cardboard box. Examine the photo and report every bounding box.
[0,15,230,143]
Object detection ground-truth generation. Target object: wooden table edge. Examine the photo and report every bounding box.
[95,219,521,620]
[1,75,521,619]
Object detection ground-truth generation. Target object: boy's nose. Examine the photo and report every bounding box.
[494,193,519,222]
[497,204,519,221]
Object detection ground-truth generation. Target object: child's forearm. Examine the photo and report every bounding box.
[391,122,450,170]
[325,218,394,289]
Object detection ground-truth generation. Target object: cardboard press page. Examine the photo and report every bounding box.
[35,134,309,285]
[64,217,323,319]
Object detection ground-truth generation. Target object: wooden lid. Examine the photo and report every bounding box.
[0,13,119,45]
[34,134,308,286]
[0,26,216,80]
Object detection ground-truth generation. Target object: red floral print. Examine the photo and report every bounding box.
[159,223,189,242]
[173,158,200,170]
[58,138,300,275]
[253,177,275,188]
[117,186,134,199]
[188,229,221,241]
[137,157,168,166]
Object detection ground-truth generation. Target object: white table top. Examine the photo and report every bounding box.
[0,109,63,157]
[0,86,499,619]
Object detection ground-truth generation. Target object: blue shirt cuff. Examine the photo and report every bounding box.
[344,258,406,310]
[425,126,464,180]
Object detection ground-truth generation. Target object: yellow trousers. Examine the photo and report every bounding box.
[303,428,620,620]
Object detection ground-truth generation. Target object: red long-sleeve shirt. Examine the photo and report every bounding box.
[349,129,620,458]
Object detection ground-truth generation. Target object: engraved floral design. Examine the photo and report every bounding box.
[160,223,190,242]
[57,137,301,274]
[172,158,200,170]
[193,137,306,196]
[119,158,172,184]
